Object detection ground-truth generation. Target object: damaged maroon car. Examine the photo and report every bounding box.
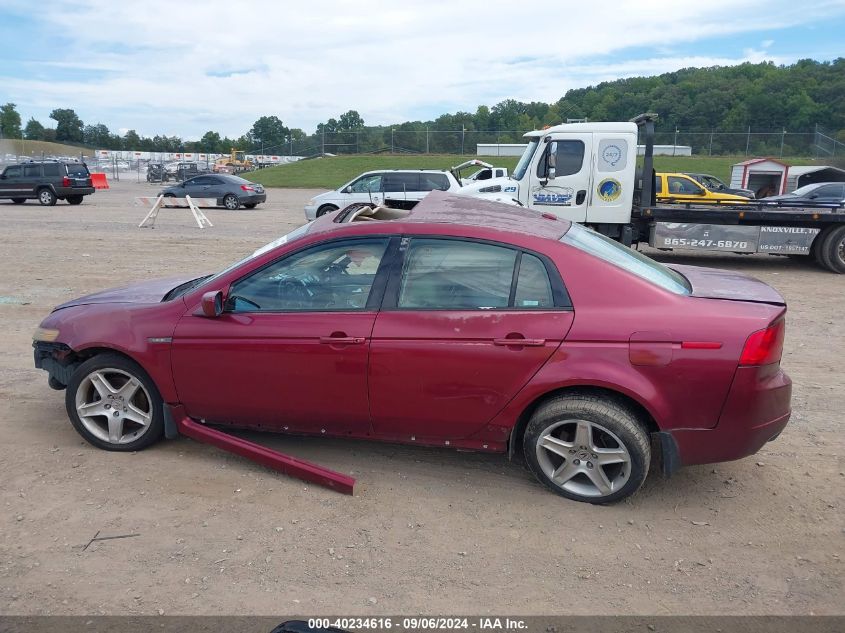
[33,192,792,503]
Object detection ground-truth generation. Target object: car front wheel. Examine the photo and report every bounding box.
[65,353,164,452]
[38,189,57,206]
[523,393,650,504]
[223,194,240,210]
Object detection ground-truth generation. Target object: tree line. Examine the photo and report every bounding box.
[1,58,842,155]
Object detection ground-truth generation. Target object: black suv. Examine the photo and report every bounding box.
[0,160,95,206]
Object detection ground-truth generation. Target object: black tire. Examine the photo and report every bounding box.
[817,225,845,274]
[66,195,83,205]
[11,198,26,204]
[37,188,57,206]
[522,393,650,504]
[65,353,164,452]
[243,203,257,209]
[317,204,338,217]
[223,194,240,210]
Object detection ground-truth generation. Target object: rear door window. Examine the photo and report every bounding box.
[42,164,60,177]
[398,239,516,309]
[383,173,421,193]
[514,254,553,308]
[419,173,450,191]
[23,165,41,178]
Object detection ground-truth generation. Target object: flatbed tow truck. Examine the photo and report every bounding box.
[458,114,845,273]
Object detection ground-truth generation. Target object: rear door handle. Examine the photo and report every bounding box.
[320,336,365,345]
[494,338,546,347]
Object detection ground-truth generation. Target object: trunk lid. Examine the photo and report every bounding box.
[669,264,785,305]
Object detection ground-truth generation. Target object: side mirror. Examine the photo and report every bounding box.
[201,290,224,318]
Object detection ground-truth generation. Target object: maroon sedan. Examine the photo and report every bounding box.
[33,192,791,503]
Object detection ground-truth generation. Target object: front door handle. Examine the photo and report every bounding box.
[320,335,365,345]
[494,337,546,347]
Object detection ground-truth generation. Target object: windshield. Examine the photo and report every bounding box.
[562,224,691,294]
[200,224,313,288]
[512,139,540,181]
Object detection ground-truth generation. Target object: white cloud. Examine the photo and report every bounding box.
[1,0,843,138]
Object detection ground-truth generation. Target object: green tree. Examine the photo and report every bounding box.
[249,116,289,151]
[0,103,22,139]
[83,123,113,148]
[200,130,221,153]
[24,117,45,140]
[337,110,365,130]
[123,129,141,149]
[49,108,84,143]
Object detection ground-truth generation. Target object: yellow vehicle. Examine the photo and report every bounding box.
[655,172,749,204]
[214,148,252,174]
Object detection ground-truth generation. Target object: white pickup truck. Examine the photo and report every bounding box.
[451,159,508,185]
[456,114,845,273]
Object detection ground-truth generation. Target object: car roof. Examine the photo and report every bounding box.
[312,191,571,241]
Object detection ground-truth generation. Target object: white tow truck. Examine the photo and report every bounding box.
[457,114,845,273]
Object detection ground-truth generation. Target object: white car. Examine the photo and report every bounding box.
[304,169,461,220]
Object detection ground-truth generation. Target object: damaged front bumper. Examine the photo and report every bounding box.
[33,341,76,389]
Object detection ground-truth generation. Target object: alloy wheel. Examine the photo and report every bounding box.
[74,368,154,445]
[535,419,632,498]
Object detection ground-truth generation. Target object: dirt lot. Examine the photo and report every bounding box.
[1,180,842,616]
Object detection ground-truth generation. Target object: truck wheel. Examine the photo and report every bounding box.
[522,393,651,504]
[38,188,57,206]
[818,225,845,273]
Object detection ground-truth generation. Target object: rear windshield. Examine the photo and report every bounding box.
[561,224,691,294]
[66,164,90,177]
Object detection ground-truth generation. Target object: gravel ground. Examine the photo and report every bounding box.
[1,180,842,615]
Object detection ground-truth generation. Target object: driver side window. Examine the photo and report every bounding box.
[349,174,382,193]
[228,239,389,312]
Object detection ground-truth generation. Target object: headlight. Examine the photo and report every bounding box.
[33,327,60,342]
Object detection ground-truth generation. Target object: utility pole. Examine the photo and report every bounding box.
[708,131,713,156]
[780,129,786,157]
[391,128,394,154]
[745,126,751,157]
[461,125,466,155]
[673,128,679,156]
[321,127,325,156]
[425,127,429,154]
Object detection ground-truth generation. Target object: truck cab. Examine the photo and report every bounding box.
[457,122,639,224]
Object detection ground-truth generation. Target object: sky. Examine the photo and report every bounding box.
[1,0,844,140]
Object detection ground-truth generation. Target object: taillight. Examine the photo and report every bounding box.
[62,176,71,187]
[740,318,785,366]
[240,185,255,192]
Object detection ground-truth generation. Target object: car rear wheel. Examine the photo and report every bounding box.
[38,188,57,206]
[818,225,845,274]
[223,194,240,210]
[12,198,26,204]
[317,204,338,217]
[65,354,164,452]
[523,393,650,504]
[66,195,83,205]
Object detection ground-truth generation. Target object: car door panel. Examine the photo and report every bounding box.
[369,310,572,440]
[171,311,374,433]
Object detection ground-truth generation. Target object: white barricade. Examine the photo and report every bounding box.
[136,196,215,229]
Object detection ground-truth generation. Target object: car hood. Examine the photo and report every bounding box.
[54,275,201,310]
[669,264,785,305]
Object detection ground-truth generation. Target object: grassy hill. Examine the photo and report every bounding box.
[248,153,821,190]
[0,139,93,159]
